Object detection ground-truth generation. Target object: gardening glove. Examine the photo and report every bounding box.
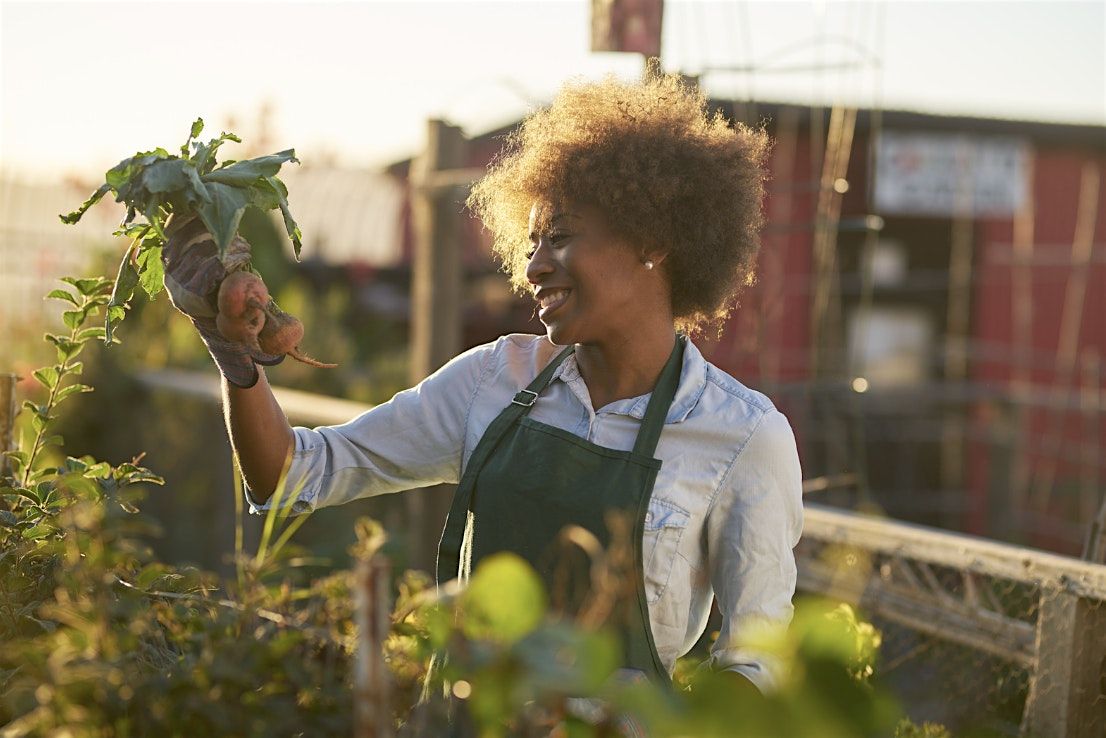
[161,214,284,388]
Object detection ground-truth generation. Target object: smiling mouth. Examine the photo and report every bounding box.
[537,288,571,318]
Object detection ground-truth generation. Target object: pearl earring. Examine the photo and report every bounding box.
[644,260,655,270]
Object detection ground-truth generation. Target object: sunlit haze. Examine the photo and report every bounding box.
[2,0,1103,182]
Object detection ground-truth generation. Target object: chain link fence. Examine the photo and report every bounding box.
[796,503,1106,737]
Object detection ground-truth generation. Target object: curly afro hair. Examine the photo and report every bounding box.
[467,64,771,333]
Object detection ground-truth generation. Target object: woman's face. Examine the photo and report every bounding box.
[526,201,662,346]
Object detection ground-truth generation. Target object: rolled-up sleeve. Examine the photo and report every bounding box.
[703,408,804,693]
[246,339,499,515]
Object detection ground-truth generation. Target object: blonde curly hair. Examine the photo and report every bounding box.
[467,64,771,333]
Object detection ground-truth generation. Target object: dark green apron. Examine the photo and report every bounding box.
[436,335,686,685]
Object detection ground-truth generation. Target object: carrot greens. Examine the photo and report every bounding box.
[60,119,302,340]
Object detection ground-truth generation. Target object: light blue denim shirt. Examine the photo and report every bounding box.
[248,333,803,692]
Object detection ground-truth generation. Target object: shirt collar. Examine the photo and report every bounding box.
[550,337,708,424]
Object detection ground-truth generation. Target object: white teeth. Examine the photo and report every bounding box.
[539,290,568,309]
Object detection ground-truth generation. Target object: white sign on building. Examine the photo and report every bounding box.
[873,131,1030,218]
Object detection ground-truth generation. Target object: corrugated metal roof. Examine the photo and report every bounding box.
[278,168,404,266]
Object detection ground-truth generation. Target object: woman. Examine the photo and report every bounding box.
[167,68,802,697]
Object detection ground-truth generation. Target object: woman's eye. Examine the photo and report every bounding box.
[526,233,568,258]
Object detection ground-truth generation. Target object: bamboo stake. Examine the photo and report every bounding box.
[1008,149,1037,531]
[823,106,858,363]
[1080,352,1103,562]
[0,374,16,478]
[809,104,843,378]
[1088,493,1106,565]
[759,104,799,382]
[940,157,975,522]
[354,554,393,738]
[809,103,858,484]
[1032,162,1101,510]
[1080,352,1100,522]
[810,104,857,378]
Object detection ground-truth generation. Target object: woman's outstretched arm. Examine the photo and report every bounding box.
[222,367,294,505]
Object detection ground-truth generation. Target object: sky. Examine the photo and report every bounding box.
[1,0,1103,182]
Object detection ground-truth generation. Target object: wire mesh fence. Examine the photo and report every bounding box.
[796,503,1106,737]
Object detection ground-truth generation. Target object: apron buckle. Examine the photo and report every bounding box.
[511,389,539,407]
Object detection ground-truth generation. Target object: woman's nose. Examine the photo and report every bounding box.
[525,243,554,285]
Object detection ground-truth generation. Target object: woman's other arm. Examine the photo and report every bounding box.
[705,407,804,693]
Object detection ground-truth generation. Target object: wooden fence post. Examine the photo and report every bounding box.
[410,118,465,385]
[354,554,393,738]
[1022,587,1106,737]
[0,374,17,478]
[406,119,467,573]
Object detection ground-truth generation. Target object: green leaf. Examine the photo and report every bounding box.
[136,564,169,589]
[202,150,298,187]
[76,327,106,342]
[196,182,249,257]
[21,524,54,541]
[461,552,547,645]
[61,277,109,297]
[141,158,190,193]
[54,383,93,403]
[136,245,164,298]
[57,472,99,500]
[264,176,303,259]
[62,309,84,330]
[106,246,139,341]
[60,183,111,224]
[247,180,282,211]
[114,222,151,240]
[183,163,211,206]
[45,333,81,362]
[190,132,241,174]
[142,199,167,241]
[182,118,205,156]
[45,289,78,305]
[118,468,165,487]
[83,461,111,478]
[104,149,171,192]
[32,367,59,391]
[109,247,139,309]
[11,485,39,505]
[64,457,88,473]
[41,435,64,449]
[31,413,51,435]
[4,450,29,471]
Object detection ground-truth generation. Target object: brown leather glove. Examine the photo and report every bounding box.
[161,215,284,388]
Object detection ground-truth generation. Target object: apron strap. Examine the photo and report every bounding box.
[631,335,686,458]
[463,344,575,486]
[436,344,575,585]
[519,344,576,404]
